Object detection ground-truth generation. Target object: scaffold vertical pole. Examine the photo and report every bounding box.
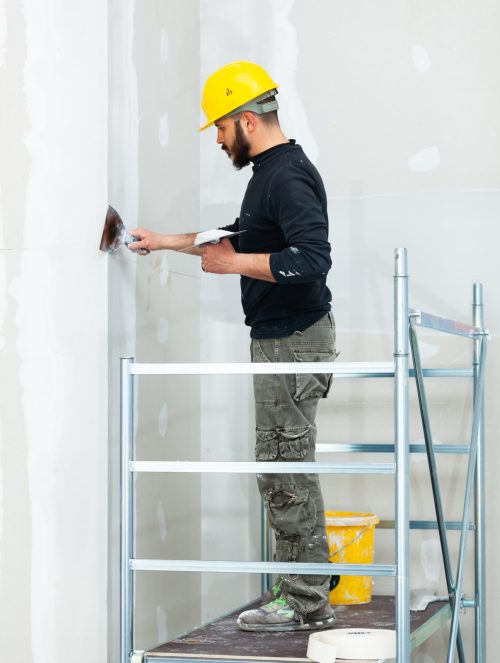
[121,357,135,663]
[473,283,486,663]
[260,504,273,593]
[394,248,410,661]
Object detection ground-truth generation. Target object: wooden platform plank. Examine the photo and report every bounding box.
[146,596,449,662]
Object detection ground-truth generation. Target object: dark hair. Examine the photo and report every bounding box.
[258,96,279,125]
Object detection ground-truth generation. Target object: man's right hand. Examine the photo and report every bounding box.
[127,228,201,255]
[128,228,164,253]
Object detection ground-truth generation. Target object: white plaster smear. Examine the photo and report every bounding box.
[160,29,168,63]
[159,253,169,286]
[157,499,167,541]
[157,317,169,344]
[0,212,5,351]
[0,253,4,583]
[156,605,168,643]
[108,0,140,229]
[159,113,169,147]
[415,654,436,663]
[158,403,168,437]
[408,146,440,172]
[412,44,431,73]
[200,0,318,207]
[272,0,319,164]
[0,188,4,254]
[420,539,441,584]
[0,0,6,69]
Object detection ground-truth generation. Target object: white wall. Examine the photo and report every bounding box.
[0,2,108,662]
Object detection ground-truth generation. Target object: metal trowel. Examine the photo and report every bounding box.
[99,205,149,255]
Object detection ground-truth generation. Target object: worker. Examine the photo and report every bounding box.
[128,61,337,632]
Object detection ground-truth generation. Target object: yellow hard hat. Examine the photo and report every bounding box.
[199,61,279,132]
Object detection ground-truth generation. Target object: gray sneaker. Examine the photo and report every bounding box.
[237,597,335,632]
[261,576,284,602]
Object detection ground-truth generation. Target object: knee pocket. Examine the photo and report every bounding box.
[265,484,317,536]
[255,425,310,461]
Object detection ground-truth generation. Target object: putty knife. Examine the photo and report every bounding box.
[99,205,149,254]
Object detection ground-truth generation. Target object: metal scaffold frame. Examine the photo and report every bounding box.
[119,248,488,663]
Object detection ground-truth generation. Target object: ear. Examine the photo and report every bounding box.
[241,111,257,132]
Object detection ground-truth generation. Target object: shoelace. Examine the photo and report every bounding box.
[270,576,283,598]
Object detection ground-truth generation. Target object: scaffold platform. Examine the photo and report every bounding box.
[144,595,450,662]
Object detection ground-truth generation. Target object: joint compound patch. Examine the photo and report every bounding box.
[156,605,168,643]
[408,146,440,172]
[159,113,169,147]
[160,29,168,62]
[420,538,441,584]
[0,1,6,69]
[415,653,436,663]
[157,318,169,344]
[158,403,168,437]
[412,44,431,73]
[157,500,167,541]
[159,253,169,286]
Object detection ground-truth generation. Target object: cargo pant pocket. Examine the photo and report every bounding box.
[265,484,317,536]
[256,425,310,461]
[278,425,310,460]
[255,428,279,461]
[293,350,339,401]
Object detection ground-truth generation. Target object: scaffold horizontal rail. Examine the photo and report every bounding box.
[316,443,470,454]
[378,520,475,531]
[130,559,397,577]
[129,361,473,379]
[130,460,395,475]
[131,361,393,376]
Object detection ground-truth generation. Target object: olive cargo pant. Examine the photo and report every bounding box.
[251,313,337,615]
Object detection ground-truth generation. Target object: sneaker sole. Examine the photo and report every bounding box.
[237,615,335,632]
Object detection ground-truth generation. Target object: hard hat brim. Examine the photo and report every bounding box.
[199,118,214,132]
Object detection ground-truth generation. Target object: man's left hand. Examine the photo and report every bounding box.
[202,238,237,274]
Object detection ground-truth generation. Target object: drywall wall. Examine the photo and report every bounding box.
[107,0,203,654]
[0,2,108,662]
[1,1,498,661]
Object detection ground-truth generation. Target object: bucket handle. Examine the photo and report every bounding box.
[328,524,372,562]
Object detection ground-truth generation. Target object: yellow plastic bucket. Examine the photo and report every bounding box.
[325,511,379,605]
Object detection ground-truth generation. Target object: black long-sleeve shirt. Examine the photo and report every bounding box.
[223,140,332,339]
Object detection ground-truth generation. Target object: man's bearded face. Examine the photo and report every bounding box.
[221,119,251,170]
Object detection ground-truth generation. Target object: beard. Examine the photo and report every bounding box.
[221,120,251,170]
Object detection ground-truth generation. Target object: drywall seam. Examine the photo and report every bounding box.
[272,0,319,164]
[107,0,139,660]
[0,0,6,69]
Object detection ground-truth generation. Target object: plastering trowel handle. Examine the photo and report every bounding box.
[125,232,150,255]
